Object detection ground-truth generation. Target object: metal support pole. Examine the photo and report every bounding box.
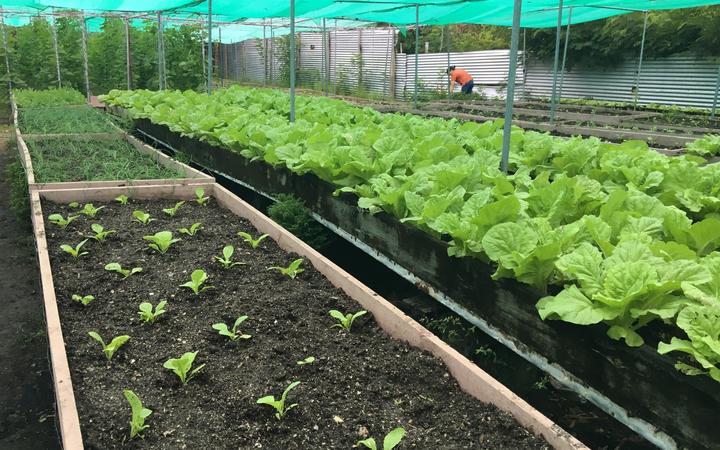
[634,11,648,109]
[446,25,451,97]
[413,4,419,108]
[262,23,267,85]
[558,7,572,102]
[383,27,391,99]
[50,15,61,88]
[712,64,720,119]
[269,19,274,84]
[549,0,564,124]
[500,0,522,174]
[289,0,296,122]
[80,12,91,101]
[124,17,131,89]
[207,0,213,94]
[322,18,327,95]
[157,11,165,90]
[218,27,222,87]
[0,13,10,90]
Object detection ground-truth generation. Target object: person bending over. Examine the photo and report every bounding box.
[448,66,474,95]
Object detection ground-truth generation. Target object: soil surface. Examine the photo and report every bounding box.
[44,198,551,450]
[0,131,60,449]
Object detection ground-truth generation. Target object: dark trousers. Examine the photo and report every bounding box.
[461,80,474,94]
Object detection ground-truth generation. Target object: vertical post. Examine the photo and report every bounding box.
[0,13,10,90]
[124,17,131,89]
[446,25,451,97]
[201,20,206,84]
[413,4,419,108]
[262,22,267,85]
[289,0,296,122]
[549,0,564,124]
[558,7,572,102]
[50,14,61,87]
[383,27,391,98]
[80,12,91,101]
[157,11,164,90]
[207,0,213,94]
[634,11,649,109]
[500,0,522,174]
[218,27,222,87]
[269,19,274,84]
[711,64,719,119]
[389,28,396,99]
[322,18,328,95]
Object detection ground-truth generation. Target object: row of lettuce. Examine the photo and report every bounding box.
[101,86,720,383]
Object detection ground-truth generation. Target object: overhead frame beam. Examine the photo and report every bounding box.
[500,0,522,174]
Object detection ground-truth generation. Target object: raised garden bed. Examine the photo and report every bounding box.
[30,182,583,449]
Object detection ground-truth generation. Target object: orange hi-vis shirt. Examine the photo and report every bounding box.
[451,69,473,85]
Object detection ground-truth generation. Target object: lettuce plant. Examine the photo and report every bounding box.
[330,309,367,331]
[105,262,143,279]
[132,210,155,224]
[267,258,304,279]
[163,351,205,385]
[138,301,167,323]
[214,245,245,269]
[162,201,185,217]
[256,381,300,420]
[297,356,315,365]
[60,239,89,258]
[88,331,130,360]
[237,231,269,249]
[123,389,151,439]
[143,231,181,254]
[195,188,210,206]
[48,213,79,228]
[87,223,116,241]
[68,202,80,208]
[355,428,406,450]
[80,203,105,217]
[180,269,213,295]
[71,294,95,306]
[178,222,203,236]
[115,194,129,205]
[212,315,251,341]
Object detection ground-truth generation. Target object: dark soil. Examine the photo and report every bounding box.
[0,131,60,450]
[44,198,551,450]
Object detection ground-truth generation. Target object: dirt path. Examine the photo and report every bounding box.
[0,130,60,449]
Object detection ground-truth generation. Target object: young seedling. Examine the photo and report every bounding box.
[115,194,129,205]
[80,203,105,218]
[256,381,300,420]
[132,210,155,224]
[214,245,245,269]
[297,356,315,366]
[178,222,203,236]
[355,427,406,450]
[212,315,251,341]
[195,188,210,206]
[162,201,185,217]
[138,300,167,324]
[237,231,269,249]
[87,223,116,241]
[105,262,143,279]
[163,351,205,385]
[330,309,367,331]
[123,389,151,440]
[60,239,89,258]
[179,269,214,295]
[267,258,304,279]
[71,294,95,306]
[68,201,80,208]
[88,331,130,361]
[48,213,79,229]
[143,231,181,254]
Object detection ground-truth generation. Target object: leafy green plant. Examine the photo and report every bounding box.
[162,201,185,217]
[80,203,105,218]
[355,427,406,450]
[132,210,155,224]
[686,134,720,157]
[214,245,245,269]
[297,356,315,365]
[237,231,269,249]
[195,188,210,206]
[115,194,129,205]
[180,269,214,295]
[143,231,181,254]
[87,223,116,241]
[88,331,130,361]
[71,294,95,306]
[256,381,300,420]
[330,309,368,331]
[212,315,251,341]
[68,202,80,208]
[163,351,205,385]
[178,222,203,236]
[123,389,151,440]
[105,262,143,279]
[267,193,331,249]
[48,213,79,228]
[60,239,89,258]
[267,258,304,279]
[138,301,167,324]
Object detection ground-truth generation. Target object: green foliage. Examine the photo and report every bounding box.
[212,315,251,341]
[355,427,406,450]
[138,300,167,323]
[329,309,367,331]
[163,351,205,385]
[88,331,130,360]
[178,222,203,236]
[180,269,213,295]
[214,245,245,269]
[256,381,300,420]
[79,203,105,217]
[267,194,331,249]
[237,231,269,249]
[162,201,185,216]
[398,24,509,54]
[143,231,181,254]
[296,356,315,365]
[60,239,89,257]
[18,106,117,134]
[194,187,210,205]
[48,213,79,228]
[87,223,116,241]
[132,210,155,224]
[5,150,30,222]
[267,258,305,279]
[14,88,85,107]
[115,194,129,205]
[686,135,720,157]
[71,294,95,306]
[123,389,151,440]
[105,262,143,279]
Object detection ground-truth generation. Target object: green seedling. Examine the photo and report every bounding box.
[180,269,214,295]
[132,210,155,224]
[143,231,181,254]
[48,213,79,228]
[267,258,304,279]
[214,245,245,269]
[115,195,129,205]
[297,356,315,365]
[237,231,269,249]
[71,294,95,306]
[80,203,105,217]
[330,309,367,331]
[105,262,143,279]
[178,222,203,236]
[123,389,151,440]
[195,188,210,205]
[256,381,300,420]
[60,239,89,258]
[138,300,167,323]
[163,351,205,385]
[68,202,80,208]
[87,223,116,241]
[355,427,406,450]
[88,331,129,361]
[212,315,251,341]
[162,201,185,217]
